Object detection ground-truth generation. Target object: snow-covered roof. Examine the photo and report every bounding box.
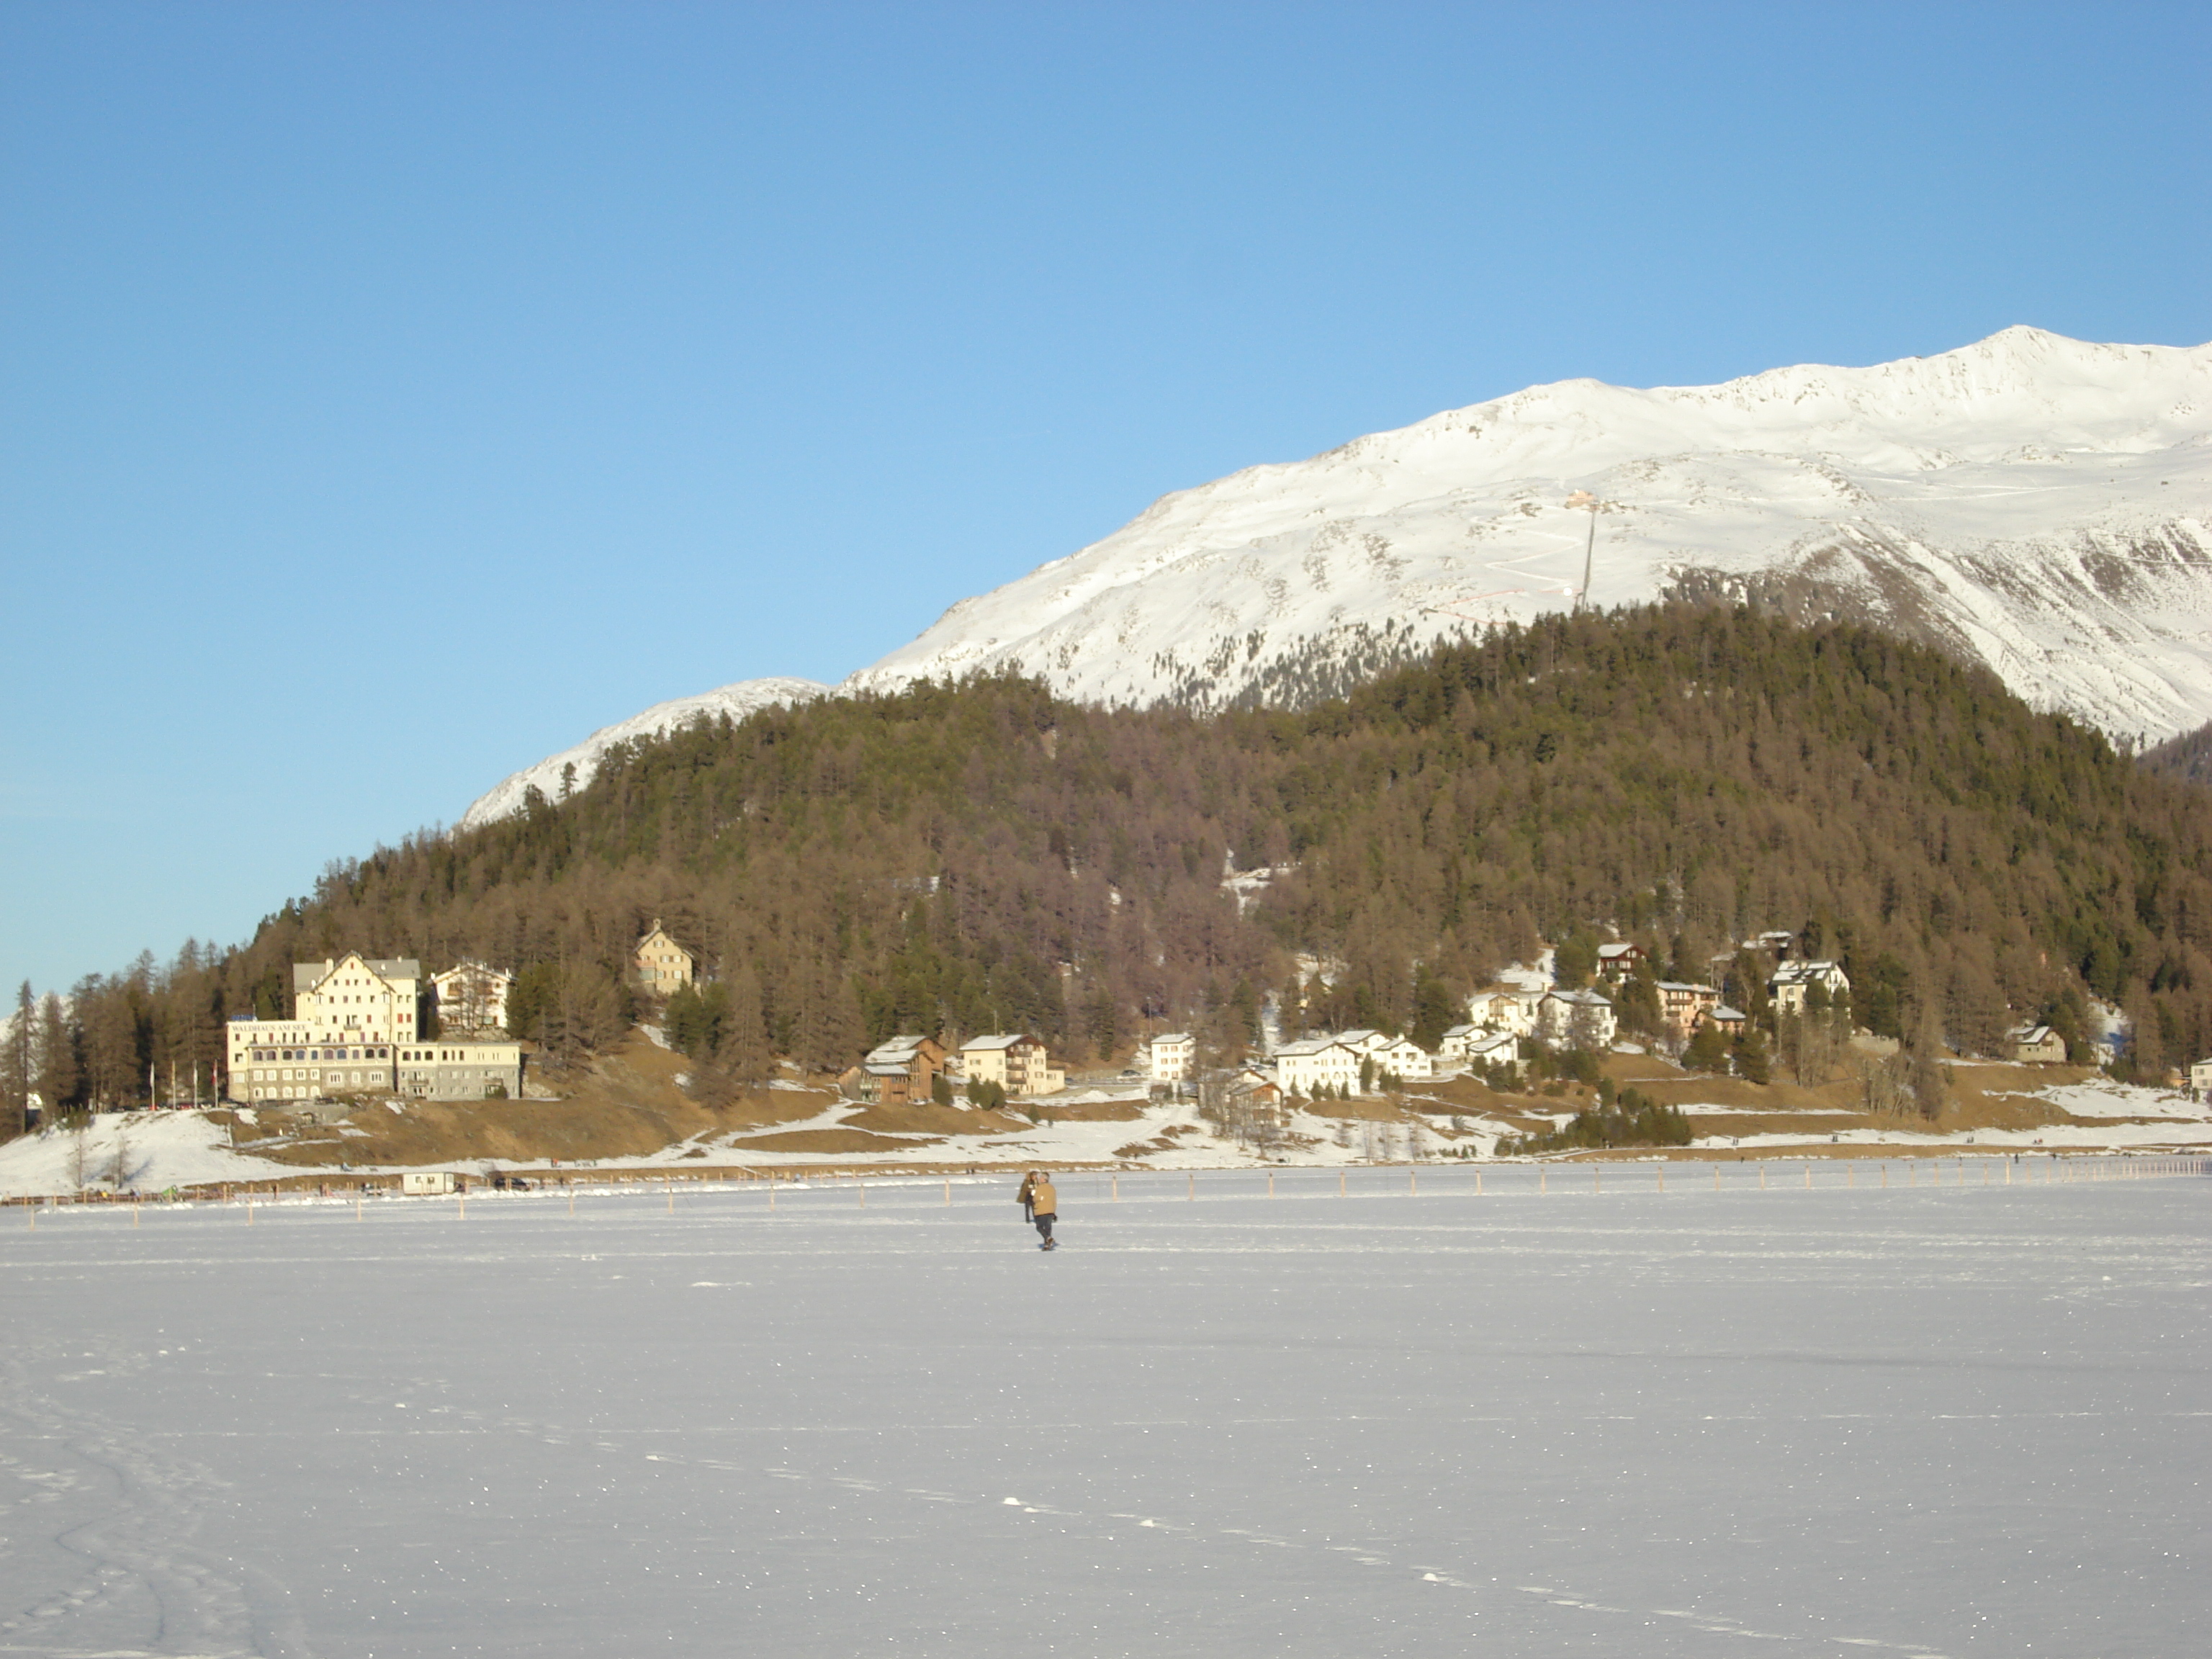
[1771,959,1847,985]
[1709,1004,1747,1021]
[961,1033,1033,1053]
[866,1034,935,1064]
[1545,989,1613,1008]
[1151,1032,1193,1046]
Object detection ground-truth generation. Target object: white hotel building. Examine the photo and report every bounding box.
[225,953,523,1104]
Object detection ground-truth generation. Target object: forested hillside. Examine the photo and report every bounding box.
[11,606,2212,1124]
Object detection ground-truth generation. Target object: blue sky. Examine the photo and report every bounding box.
[4,1,2208,999]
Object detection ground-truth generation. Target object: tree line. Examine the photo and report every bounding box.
[7,603,2211,1130]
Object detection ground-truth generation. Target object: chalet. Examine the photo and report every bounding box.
[841,1033,948,1106]
[2007,1024,2068,1065]
[1538,988,1617,1051]
[633,922,696,993]
[959,1033,1065,1097]
[1146,1032,1197,1082]
[2190,1058,2212,1100]
[1594,942,1645,980]
[1655,981,1721,1038]
[1748,930,1798,960]
[1768,959,1851,1015]
[1226,1066,1283,1107]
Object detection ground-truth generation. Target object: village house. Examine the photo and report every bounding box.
[1469,986,1545,1037]
[1655,981,1722,1038]
[840,1034,948,1106]
[958,1033,1066,1098]
[1336,1029,1434,1081]
[1768,959,1851,1015]
[1462,1028,1525,1077]
[1437,1024,1483,1061]
[1594,942,1646,980]
[1273,1035,1360,1097]
[1146,1032,1197,1083]
[632,921,696,994]
[431,961,512,1035]
[1538,988,1617,1051]
[1699,1004,1748,1039]
[1226,1066,1284,1109]
[2190,1058,2212,1100]
[1747,930,1798,959]
[224,953,523,1103]
[2007,1024,2069,1065]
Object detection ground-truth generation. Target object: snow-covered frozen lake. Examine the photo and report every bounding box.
[4,1162,2206,1657]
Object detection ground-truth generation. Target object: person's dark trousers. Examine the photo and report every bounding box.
[1034,1213,1055,1245]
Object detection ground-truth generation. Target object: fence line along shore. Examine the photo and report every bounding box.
[7,1151,2207,1216]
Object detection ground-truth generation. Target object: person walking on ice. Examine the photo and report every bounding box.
[1028,1172,1058,1251]
[1017,1170,1038,1224]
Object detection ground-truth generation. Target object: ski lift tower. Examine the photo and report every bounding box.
[1565,490,1599,613]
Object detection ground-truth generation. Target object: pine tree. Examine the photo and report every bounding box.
[1,981,32,1138]
[37,994,78,1118]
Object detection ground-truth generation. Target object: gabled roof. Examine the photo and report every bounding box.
[961,1032,1034,1053]
[1709,1004,1747,1021]
[1274,1036,1348,1058]
[294,954,421,994]
[1655,981,1719,995]
[1545,988,1613,1007]
[1151,1031,1194,1046]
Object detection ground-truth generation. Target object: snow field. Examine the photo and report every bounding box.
[3,1166,2207,1657]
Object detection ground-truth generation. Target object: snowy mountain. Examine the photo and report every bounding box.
[465,328,2211,827]
[848,328,2212,734]
[459,678,828,830]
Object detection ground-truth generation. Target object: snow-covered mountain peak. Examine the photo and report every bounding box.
[464,329,2212,829]
[842,328,2212,732]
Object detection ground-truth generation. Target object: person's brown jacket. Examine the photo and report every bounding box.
[1030,1177,1058,1216]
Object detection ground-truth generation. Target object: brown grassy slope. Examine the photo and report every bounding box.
[213,1031,844,1169]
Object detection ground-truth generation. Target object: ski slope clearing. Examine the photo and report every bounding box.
[1,1166,2204,1657]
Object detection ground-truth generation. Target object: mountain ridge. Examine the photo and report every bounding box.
[465,327,2212,826]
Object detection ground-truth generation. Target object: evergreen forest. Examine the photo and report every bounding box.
[9,605,2212,1128]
